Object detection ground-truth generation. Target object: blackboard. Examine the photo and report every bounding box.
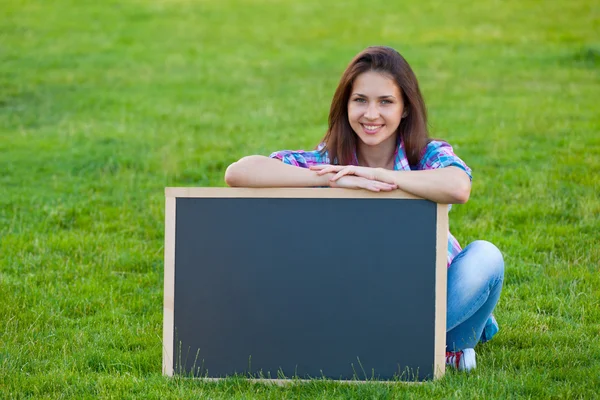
[163,188,448,382]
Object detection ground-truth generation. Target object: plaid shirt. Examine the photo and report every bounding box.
[270,138,472,268]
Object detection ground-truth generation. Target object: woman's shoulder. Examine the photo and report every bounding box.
[418,139,463,161]
[421,139,454,154]
[269,144,330,168]
[417,139,472,179]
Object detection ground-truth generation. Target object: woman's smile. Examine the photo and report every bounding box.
[361,123,385,134]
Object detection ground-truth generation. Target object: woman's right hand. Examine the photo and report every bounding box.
[328,174,398,192]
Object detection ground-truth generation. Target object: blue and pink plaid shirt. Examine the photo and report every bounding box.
[269,138,472,268]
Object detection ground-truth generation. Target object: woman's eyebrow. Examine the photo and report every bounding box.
[352,93,397,99]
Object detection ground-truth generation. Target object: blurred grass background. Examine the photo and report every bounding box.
[1,0,599,398]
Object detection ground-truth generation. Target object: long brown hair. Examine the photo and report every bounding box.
[320,46,430,166]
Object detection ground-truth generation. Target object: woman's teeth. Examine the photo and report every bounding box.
[363,124,382,132]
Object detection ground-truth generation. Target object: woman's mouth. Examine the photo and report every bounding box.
[361,124,384,134]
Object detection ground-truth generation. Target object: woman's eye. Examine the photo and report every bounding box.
[354,98,366,103]
[381,100,391,104]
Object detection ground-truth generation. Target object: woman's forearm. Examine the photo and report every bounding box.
[224,155,331,187]
[380,166,471,204]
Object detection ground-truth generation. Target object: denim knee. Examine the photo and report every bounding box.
[467,240,504,280]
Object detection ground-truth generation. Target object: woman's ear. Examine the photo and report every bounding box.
[402,110,409,118]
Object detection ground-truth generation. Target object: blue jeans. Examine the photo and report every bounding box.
[446,240,504,351]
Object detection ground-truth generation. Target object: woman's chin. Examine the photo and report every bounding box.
[355,131,395,147]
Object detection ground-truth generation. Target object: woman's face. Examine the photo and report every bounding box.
[347,70,404,148]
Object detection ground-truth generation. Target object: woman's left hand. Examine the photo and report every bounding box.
[309,165,396,185]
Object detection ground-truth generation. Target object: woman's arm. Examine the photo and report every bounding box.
[379,166,471,204]
[225,155,398,192]
[225,156,331,187]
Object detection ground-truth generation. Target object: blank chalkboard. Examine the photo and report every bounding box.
[163,188,448,382]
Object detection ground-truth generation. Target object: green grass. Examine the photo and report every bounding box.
[1,0,599,398]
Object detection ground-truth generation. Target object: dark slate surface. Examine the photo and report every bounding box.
[173,197,438,381]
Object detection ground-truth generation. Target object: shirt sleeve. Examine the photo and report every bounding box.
[417,140,472,181]
[268,149,329,169]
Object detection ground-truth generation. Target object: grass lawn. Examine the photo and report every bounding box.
[1,0,599,398]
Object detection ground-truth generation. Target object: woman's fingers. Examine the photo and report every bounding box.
[329,173,397,192]
[331,167,354,181]
[315,167,337,175]
[310,165,344,175]
[312,165,389,185]
[333,175,363,190]
[330,166,380,182]
[356,177,397,192]
[372,181,397,191]
[378,180,397,188]
[333,174,397,191]
[360,181,381,192]
[380,183,397,191]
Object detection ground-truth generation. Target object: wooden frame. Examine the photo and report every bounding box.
[163,187,448,381]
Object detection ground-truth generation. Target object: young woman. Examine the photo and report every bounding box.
[225,46,504,372]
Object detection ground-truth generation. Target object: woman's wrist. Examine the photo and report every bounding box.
[317,171,335,187]
[377,168,398,185]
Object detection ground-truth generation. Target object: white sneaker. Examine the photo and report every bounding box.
[446,348,476,371]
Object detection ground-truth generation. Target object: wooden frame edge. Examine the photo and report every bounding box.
[165,187,420,199]
[434,203,449,379]
[163,196,176,376]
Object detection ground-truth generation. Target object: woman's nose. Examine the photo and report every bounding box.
[364,102,379,119]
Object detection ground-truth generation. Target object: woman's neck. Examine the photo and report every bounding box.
[357,134,397,169]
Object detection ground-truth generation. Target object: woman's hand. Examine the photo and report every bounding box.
[311,164,471,203]
[329,174,397,192]
[310,165,396,185]
[312,165,398,191]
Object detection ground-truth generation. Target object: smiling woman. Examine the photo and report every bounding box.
[224,46,504,372]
